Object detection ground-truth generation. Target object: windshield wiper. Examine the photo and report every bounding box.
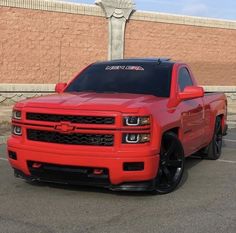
[95,91,119,94]
[77,90,97,93]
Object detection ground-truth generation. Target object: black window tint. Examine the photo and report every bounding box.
[178,68,193,91]
[65,62,173,97]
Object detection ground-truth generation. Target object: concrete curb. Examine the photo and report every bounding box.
[227,122,236,129]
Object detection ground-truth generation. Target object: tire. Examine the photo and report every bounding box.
[154,132,185,194]
[205,117,223,160]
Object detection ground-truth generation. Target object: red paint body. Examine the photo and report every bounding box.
[7,62,227,187]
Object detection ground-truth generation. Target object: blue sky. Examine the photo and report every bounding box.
[58,0,236,20]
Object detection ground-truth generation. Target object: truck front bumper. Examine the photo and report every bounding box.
[7,137,159,191]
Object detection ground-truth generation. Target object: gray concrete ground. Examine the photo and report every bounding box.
[0,130,235,233]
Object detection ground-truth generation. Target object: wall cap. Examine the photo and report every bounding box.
[131,10,236,30]
[0,0,104,17]
[0,84,55,92]
[203,86,236,92]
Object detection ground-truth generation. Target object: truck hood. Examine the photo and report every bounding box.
[17,92,162,113]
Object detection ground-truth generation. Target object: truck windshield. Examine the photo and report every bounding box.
[65,62,173,97]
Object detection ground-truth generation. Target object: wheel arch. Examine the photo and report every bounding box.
[162,127,180,139]
[154,127,185,194]
[215,114,225,132]
[160,127,186,155]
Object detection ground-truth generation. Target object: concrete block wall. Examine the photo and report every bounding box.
[126,13,236,86]
[0,0,108,84]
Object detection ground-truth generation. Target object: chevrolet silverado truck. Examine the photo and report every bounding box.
[7,58,228,194]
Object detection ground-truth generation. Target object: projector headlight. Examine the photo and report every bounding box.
[123,116,150,126]
[12,110,22,120]
[12,125,22,136]
[122,133,150,144]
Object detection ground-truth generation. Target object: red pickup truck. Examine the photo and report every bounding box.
[7,58,227,194]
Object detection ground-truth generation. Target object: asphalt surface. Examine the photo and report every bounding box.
[0,131,235,233]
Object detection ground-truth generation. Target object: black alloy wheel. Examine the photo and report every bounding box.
[154,132,185,194]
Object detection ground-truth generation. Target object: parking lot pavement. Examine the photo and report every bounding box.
[0,132,235,233]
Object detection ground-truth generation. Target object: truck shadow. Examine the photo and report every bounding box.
[177,156,204,191]
[26,156,205,196]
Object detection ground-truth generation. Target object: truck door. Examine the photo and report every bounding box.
[178,67,205,155]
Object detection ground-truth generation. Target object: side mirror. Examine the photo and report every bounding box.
[55,83,67,93]
[179,86,204,101]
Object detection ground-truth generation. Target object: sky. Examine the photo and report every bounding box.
[57,0,236,20]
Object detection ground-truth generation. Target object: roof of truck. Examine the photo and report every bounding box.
[96,58,175,65]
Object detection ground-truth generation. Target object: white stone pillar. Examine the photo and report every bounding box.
[95,0,135,60]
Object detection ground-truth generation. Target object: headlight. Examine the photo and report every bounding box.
[12,110,22,120]
[123,116,150,126]
[122,133,150,144]
[12,125,22,136]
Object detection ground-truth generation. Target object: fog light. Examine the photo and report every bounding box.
[123,133,150,144]
[12,125,22,136]
[8,151,17,160]
[123,162,144,171]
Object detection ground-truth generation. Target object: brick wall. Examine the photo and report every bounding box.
[0,6,107,83]
[125,20,236,85]
[0,1,236,86]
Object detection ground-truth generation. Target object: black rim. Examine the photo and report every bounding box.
[214,119,223,156]
[156,134,184,192]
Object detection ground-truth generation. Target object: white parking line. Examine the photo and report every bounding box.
[224,139,236,142]
[218,159,236,164]
[0,157,7,161]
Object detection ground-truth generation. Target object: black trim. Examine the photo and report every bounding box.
[26,112,115,125]
[110,180,155,191]
[123,162,144,171]
[13,168,156,192]
[8,151,17,160]
[27,129,114,146]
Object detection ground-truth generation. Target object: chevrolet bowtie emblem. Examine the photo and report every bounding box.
[54,122,75,133]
